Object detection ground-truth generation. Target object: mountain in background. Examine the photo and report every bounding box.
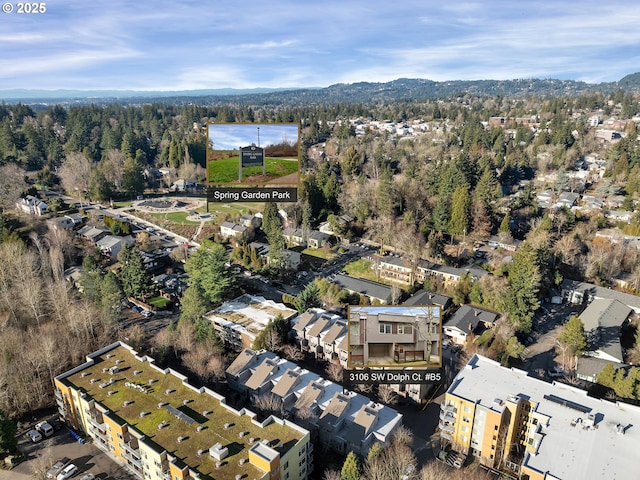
[2,74,639,105]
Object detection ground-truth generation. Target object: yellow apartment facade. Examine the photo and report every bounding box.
[440,354,640,480]
[55,342,312,480]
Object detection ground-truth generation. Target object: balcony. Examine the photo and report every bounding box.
[440,431,453,441]
[121,450,142,469]
[89,426,107,442]
[87,416,104,429]
[440,411,455,422]
[441,402,457,413]
[119,441,140,455]
[440,423,454,434]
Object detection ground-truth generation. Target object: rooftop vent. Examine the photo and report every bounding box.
[177,436,185,443]
[210,443,229,461]
[196,425,205,432]
[158,421,168,430]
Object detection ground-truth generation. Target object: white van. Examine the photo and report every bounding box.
[56,464,78,480]
[36,421,54,437]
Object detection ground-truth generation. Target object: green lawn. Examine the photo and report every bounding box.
[343,258,373,275]
[207,156,298,184]
[147,296,170,309]
[301,248,335,260]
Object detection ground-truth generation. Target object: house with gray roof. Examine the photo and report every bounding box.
[561,279,640,313]
[404,290,453,310]
[579,298,632,363]
[443,305,499,345]
[329,274,392,304]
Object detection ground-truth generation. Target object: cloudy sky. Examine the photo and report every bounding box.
[208,124,299,150]
[1,0,639,91]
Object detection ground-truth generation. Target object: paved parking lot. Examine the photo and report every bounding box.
[1,428,136,480]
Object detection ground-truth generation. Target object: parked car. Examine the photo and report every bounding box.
[131,306,141,313]
[548,366,565,378]
[36,421,54,437]
[46,459,69,478]
[56,464,78,480]
[26,429,43,443]
[79,474,95,480]
[141,310,153,318]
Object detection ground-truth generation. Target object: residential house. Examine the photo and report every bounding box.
[16,195,48,215]
[440,354,640,480]
[486,235,521,252]
[171,178,196,191]
[55,342,313,480]
[561,279,640,313]
[77,225,110,243]
[283,228,306,247]
[443,305,498,345]
[96,235,135,259]
[404,290,453,311]
[349,305,441,367]
[576,356,627,384]
[219,221,248,240]
[239,213,262,229]
[579,298,632,363]
[329,274,392,304]
[64,212,86,226]
[307,231,331,249]
[554,191,580,209]
[249,242,302,270]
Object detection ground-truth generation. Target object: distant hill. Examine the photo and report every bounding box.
[618,72,640,90]
[2,74,638,105]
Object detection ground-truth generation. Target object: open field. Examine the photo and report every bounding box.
[207,156,298,185]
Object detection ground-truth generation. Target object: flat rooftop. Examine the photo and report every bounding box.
[205,294,297,335]
[450,355,640,480]
[59,343,304,480]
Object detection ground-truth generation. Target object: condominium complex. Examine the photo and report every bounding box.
[226,349,403,457]
[204,294,297,350]
[349,306,441,367]
[440,354,640,480]
[54,342,312,480]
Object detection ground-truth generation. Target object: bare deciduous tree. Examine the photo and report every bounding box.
[58,152,92,198]
[283,343,304,362]
[325,363,344,383]
[377,385,399,405]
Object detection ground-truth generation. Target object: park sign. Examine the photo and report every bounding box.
[241,145,264,167]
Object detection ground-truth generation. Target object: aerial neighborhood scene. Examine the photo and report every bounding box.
[2,1,640,480]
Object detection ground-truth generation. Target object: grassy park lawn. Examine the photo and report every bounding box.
[208,156,298,184]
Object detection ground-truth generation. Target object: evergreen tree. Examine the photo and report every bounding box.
[118,245,155,299]
[294,282,321,313]
[0,409,17,453]
[121,156,145,197]
[184,244,234,304]
[557,315,587,357]
[448,186,471,235]
[505,242,541,332]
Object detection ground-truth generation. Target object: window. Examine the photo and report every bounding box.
[379,324,391,334]
[284,461,289,470]
[398,324,412,334]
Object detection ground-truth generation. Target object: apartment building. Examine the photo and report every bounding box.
[54,342,312,480]
[375,254,488,288]
[349,306,441,367]
[204,294,297,350]
[440,354,640,480]
[226,349,403,457]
